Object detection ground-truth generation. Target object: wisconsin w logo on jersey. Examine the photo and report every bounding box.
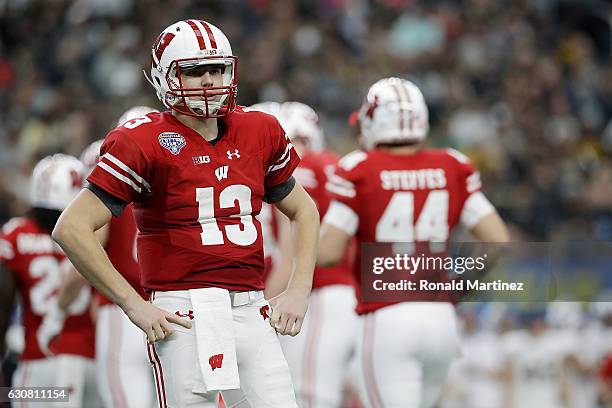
[215,166,229,181]
[209,354,224,370]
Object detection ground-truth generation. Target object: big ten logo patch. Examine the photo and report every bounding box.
[193,155,211,165]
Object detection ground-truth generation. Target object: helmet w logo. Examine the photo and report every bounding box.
[365,95,379,119]
[209,354,224,370]
[153,32,176,67]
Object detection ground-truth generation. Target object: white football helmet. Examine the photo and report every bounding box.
[281,101,324,152]
[81,106,159,172]
[116,105,159,126]
[248,101,324,152]
[248,102,285,121]
[80,139,103,172]
[358,77,429,150]
[30,154,85,211]
[147,20,237,118]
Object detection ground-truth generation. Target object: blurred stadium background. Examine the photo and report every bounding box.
[1,0,612,407]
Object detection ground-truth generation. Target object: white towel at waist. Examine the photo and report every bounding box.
[189,287,240,393]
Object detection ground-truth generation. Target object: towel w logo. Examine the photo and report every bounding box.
[215,166,229,181]
[209,354,224,370]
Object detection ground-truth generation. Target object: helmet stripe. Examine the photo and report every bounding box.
[396,82,413,133]
[186,20,206,50]
[200,21,218,49]
[391,84,405,133]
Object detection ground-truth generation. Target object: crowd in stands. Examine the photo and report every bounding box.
[1,0,612,241]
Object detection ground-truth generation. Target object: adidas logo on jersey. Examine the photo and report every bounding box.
[215,166,229,181]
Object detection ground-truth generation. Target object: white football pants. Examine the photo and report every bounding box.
[355,302,461,408]
[12,355,100,408]
[96,304,156,408]
[149,290,298,408]
[279,284,358,408]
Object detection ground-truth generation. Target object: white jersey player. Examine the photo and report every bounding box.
[441,311,505,408]
[318,77,510,408]
[501,311,576,408]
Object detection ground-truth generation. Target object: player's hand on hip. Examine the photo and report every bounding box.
[122,297,192,343]
[268,286,310,336]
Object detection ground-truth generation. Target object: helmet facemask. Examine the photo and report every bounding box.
[165,56,237,118]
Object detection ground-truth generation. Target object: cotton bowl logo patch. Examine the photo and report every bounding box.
[158,132,186,155]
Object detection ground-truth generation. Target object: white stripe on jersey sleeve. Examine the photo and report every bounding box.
[97,162,142,193]
[0,238,14,260]
[1,218,26,234]
[328,174,355,190]
[267,148,292,174]
[460,191,495,229]
[103,153,151,190]
[323,201,359,236]
[275,143,292,164]
[466,172,482,194]
[326,174,356,198]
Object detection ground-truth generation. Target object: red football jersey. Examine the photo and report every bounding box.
[87,109,300,292]
[294,151,354,289]
[97,205,147,306]
[327,148,487,314]
[0,217,95,360]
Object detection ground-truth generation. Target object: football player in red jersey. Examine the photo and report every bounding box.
[0,154,99,407]
[318,77,510,408]
[250,101,359,408]
[52,20,319,408]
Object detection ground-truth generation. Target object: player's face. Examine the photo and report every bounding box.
[181,64,224,100]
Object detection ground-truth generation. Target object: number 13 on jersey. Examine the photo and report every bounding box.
[196,184,258,246]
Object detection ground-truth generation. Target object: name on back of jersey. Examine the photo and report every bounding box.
[16,233,63,254]
[380,168,446,191]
